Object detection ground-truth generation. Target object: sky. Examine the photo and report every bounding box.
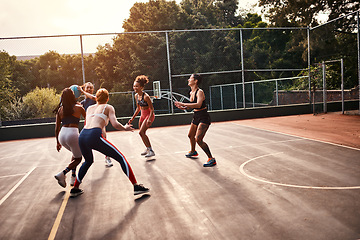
[0,0,259,56]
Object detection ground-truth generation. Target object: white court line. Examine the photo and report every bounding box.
[231,122,360,151]
[0,167,36,206]
[0,173,26,179]
[239,152,360,190]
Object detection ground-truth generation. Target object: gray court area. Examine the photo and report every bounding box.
[0,121,360,240]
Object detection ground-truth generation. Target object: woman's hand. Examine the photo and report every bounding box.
[124,123,134,131]
[174,101,186,109]
[56,142,62,152]
[146,119,153,127]
[128,118,133,125]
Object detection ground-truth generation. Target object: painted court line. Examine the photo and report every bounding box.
[0,167,36,206]
[239,152,360,190]
[48,188,71,240]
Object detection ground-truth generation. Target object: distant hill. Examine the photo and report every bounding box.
[16,55,41,61]
[16,53,93,61]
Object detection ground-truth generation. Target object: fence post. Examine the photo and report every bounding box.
[251,82,255,107]
[240,29,246,108]
[80,35,86,85]
[357,11,360,114]
[322,61,327,113]
[220,86,224,110]
[209,86,213,111]
[165,32,174,114]
[233,85,237,109]
[275,80,279,106]
[307,26,312,108]
[341,58,344,114]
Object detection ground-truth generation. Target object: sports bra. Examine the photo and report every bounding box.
[62,115,80,125]
[137,93,149,107]
[190,89,206,109]
[88,105,108,122]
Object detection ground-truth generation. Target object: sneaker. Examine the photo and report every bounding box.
[70,188,84,198]
[203,158,216,167]
[134,184,150,195]
[145,150,155,157]
[54,172,66,188]
[105,157,113,167]
[141,149,148,156]
[185,151,198,158]
[70,175,76,186]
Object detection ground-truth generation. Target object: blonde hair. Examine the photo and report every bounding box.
[135,75,149,87]
[96,88,109,104]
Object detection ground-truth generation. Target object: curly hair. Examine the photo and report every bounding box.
[135,75,149,88]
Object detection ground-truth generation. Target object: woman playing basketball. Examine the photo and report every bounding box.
[79,82,113,167]
[174,74,216,167]
[128,75,155,158]
[71,88,149,197]
[54,88,86,187]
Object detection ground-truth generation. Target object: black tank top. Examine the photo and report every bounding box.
[190,89,206,109]
[137,93,148,107]
[62,115,80,125]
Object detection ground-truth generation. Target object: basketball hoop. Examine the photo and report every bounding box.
[153,81,161,99]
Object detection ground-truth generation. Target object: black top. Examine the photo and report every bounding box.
[137,93,149,107]
[62,115,80,125]
[190,89,206,109]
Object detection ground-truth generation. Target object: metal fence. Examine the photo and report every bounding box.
[1,9,359,123]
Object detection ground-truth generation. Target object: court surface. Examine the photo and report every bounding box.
[0,114,360,240]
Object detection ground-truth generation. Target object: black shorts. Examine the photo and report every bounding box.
[191,109,211,126]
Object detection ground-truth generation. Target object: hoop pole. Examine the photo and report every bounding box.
[80,35,86,85]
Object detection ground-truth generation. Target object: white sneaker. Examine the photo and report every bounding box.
[70,175,76,186]
[54,172,66,188]
[105,157,113,167]
[145,150,155,157]
[141,149,148,156]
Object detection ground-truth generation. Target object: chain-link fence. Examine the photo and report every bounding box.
[1,10,359,125]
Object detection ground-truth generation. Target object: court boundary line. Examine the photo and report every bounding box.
[0,167,36,206]
[239,152,360,190]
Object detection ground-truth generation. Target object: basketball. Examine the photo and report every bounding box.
[69,85,81,98]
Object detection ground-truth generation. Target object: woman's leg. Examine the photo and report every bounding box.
[94,136,137,185]
[188,123,198,152]
[195,123,213,158]
[139,119,151,148]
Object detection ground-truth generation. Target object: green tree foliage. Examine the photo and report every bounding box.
[0,51,19,119]
[2,87,60,120]
[258,0,359,27]
[21,87,60,119]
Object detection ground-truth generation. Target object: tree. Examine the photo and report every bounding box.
[21,87,60,119]
[123,0,190,31]
[0,51,19,119]
[258,0,359,27]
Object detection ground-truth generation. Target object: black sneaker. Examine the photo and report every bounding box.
[70,188,84,198]
[134,184,149,195]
